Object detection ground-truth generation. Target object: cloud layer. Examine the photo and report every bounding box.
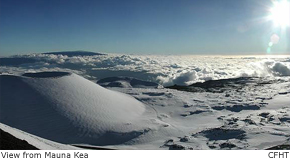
[1,54,290,86]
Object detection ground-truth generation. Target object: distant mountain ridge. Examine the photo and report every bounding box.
[43,51,106,56]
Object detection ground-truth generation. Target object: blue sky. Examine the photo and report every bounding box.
[0,0,289,56]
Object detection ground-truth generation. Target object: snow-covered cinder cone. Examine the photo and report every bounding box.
[0,72,148,145]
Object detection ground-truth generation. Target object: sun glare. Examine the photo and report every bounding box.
[269,0,290,27]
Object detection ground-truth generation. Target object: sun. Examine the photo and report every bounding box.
[269,0,290,27]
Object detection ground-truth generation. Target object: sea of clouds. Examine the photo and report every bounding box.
[1,53,290,86]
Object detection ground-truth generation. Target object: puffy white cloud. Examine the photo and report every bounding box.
[160,70,199,86]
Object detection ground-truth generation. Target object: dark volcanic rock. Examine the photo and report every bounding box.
[168,144,185,150]
[166,77,274,93]
[97,76,160,88]
[193,127,246,141]
[219,142,237,149]
[0,129,38,150]
[266,144,290,150]
[212,104,260,112]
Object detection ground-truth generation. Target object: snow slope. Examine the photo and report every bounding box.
[1,71,290,150]
[103,77,290,150]
[0,72,158,146]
